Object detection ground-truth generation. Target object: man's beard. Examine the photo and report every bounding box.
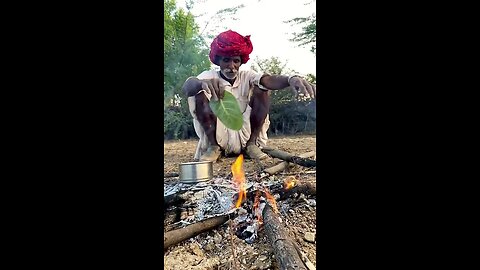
[220,68,238,80]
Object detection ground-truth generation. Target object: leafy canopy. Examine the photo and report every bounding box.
[285,1,316,55]
[164,0,211,106]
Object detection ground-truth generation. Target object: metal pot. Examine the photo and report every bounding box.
[179,161,213,184]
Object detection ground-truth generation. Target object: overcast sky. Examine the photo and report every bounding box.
[178,0,316,76]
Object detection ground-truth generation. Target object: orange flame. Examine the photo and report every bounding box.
[263,189,279,214]
[283,176,297,190]
[231,154,246,208]
[253,190,263,225]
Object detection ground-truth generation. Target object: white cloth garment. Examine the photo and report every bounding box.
[187,70,271,160]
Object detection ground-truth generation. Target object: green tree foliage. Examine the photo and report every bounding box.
[285,1,316,54]
[251,56,289,75]
[164,0,212,139]
[305,73,316,84]
[164,0,211,103]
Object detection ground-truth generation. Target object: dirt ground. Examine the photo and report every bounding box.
[164,135,317,270]
[164,135,316,177]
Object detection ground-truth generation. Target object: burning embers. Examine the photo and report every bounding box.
[230,154,280,243]
[284,176,297,190]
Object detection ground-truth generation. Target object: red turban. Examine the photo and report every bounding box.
[209,30,253,65]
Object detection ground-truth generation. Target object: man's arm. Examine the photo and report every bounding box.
[260,74,316,98]
[259,75,290,90]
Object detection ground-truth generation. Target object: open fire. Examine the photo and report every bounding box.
[164,153,317,270]
[164,152,315,251]
[231,154,246,208]
[230,154,282,243]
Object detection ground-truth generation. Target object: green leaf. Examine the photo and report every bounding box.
[209,91,243,131]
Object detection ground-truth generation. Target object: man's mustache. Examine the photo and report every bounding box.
[222,68,238,73]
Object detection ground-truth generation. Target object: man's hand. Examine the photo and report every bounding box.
[200,78,226,101]
[289,76,316,99]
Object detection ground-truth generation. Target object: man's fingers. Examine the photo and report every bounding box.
[303,81,314,98]
[210,84,219,101]
[209,80,220,100]
[297,83,308,98]
[215,80,225,99]
[290,85,299,98]
[201,82,212,95]
[218,86,225,99]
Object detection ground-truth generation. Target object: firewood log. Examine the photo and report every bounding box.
[262,204,308,270]
[164,213,234,250]
[264,151,316,175]
[262,148,316,168]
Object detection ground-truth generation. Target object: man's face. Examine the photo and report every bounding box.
[219,56,241,80]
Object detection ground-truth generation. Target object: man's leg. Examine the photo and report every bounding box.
[245,86,269,159]
[195,93,221,161]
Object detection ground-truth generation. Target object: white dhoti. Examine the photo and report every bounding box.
[187,92,270,160]
[187,70,272,160]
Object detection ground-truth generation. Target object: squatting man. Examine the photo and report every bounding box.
[182,30,316,162]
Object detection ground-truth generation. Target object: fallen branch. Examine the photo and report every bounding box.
[278,181,316,201]
[262,204,308,270]
[262,148,316,168]
[264,151,316,175]
[164,212,236,250]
